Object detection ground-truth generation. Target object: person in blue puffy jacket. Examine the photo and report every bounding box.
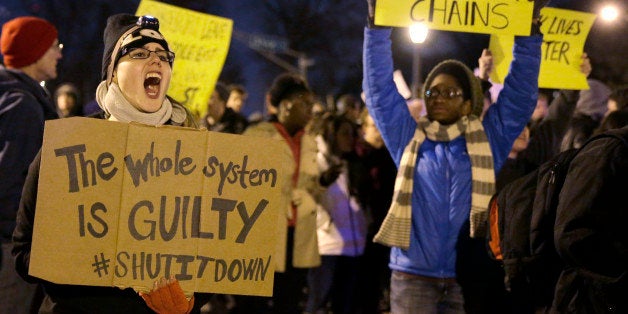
[363,1,547,312]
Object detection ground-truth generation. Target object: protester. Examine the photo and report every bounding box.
[12,13,197,313]
[236,72,337,313]
[355,108,397,313]
[552,125,628,313]
[200,81,248,134]
[53,82,83,117]
[560,78,612,151]
[226,83,248,113]
[0,16,61,314]
[363,0,547,313]
[306,114,369,314]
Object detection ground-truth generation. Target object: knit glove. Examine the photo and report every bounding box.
[139,277,194,314]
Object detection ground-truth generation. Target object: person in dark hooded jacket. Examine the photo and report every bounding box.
[0,16,61,313]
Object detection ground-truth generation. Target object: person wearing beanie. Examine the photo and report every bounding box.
[237,72,336,313]
[12,14,199,314]
[200,81,248,134]
[560,78,613,152]
[0,15,61,314]
[363,0,548,312]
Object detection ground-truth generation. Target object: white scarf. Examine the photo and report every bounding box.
[96,81,186,126]
[374,115,495,249]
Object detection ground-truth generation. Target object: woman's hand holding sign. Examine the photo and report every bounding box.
[139,277,194,314]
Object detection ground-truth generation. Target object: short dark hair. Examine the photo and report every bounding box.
[268,72,310,107]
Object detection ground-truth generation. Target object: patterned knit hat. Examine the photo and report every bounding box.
[1,16,58,68]
[101,14,170,84]
[423,59,484,117]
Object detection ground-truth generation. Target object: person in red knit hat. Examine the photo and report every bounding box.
[0,16,61,314]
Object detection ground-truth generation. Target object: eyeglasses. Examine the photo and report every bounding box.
[424,87,463,100]
[120,47,175,63]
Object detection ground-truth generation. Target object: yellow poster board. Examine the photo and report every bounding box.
[136,0,233,119]
[375,0,534,35]
[29,117,287,296]
[490,8,596,90]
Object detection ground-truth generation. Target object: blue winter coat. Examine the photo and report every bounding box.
[362,27,542,278]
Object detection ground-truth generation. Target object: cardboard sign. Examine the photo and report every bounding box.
[29,117,288,296]
[490,8,596,90]
[374,0,534,35]
[136,0,233,119]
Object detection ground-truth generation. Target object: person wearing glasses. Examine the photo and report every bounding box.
[0,16,61,314]
[363,0,548,312]
[12,14,198,313]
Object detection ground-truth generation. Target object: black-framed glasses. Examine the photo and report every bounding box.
[424,87,463,100]
[120,47,175,63]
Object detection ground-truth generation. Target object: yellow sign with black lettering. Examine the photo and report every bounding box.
[374,0,534,35]
[29,118,288,296]
[136,0,232,119]
[490,8,596,90]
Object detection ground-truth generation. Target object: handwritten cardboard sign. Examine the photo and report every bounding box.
[374,0,534,35]
[136,0,233,119]
[489,7,596,90]
[29,117,287,296]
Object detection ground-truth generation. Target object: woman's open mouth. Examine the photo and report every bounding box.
[144,72,161,99]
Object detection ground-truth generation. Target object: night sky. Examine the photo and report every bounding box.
[1,0,625,118]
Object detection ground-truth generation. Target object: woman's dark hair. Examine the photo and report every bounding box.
[268,72,310,107]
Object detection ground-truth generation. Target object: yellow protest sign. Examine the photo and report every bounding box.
[29,117,288,296]
[136,0,233,119]
[490,8,596,90]
[374,0,534,35]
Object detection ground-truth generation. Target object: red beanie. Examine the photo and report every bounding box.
[1,16,58,68]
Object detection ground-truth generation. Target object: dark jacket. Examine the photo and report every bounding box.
[0,67,58,242]
[552,126,628,313]
[202,107,249,134]
[12,114,199,313]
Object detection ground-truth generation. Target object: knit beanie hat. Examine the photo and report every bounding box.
[1,16,58,68]
[575,78,612,122]
[423,60,484,117]
[101,14,170,84]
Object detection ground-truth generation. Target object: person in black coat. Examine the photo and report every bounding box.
[552,125,628,313]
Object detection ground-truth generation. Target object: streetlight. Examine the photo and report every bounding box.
[600,3,619,22]
[409,22,429,98]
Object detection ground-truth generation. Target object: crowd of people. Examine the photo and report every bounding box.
[1,1,627,313]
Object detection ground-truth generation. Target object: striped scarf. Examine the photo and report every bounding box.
[374,115,495,250]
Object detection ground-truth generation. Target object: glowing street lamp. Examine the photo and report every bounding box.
[600,3,620,22]
[409,22,429,98]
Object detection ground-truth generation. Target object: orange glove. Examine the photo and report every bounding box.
[139,277,194,314]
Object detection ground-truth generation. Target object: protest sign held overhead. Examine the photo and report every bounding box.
[374,0,534,36]
[29,117,288,296]
[490,7,596,90]
[136,0,233,119]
